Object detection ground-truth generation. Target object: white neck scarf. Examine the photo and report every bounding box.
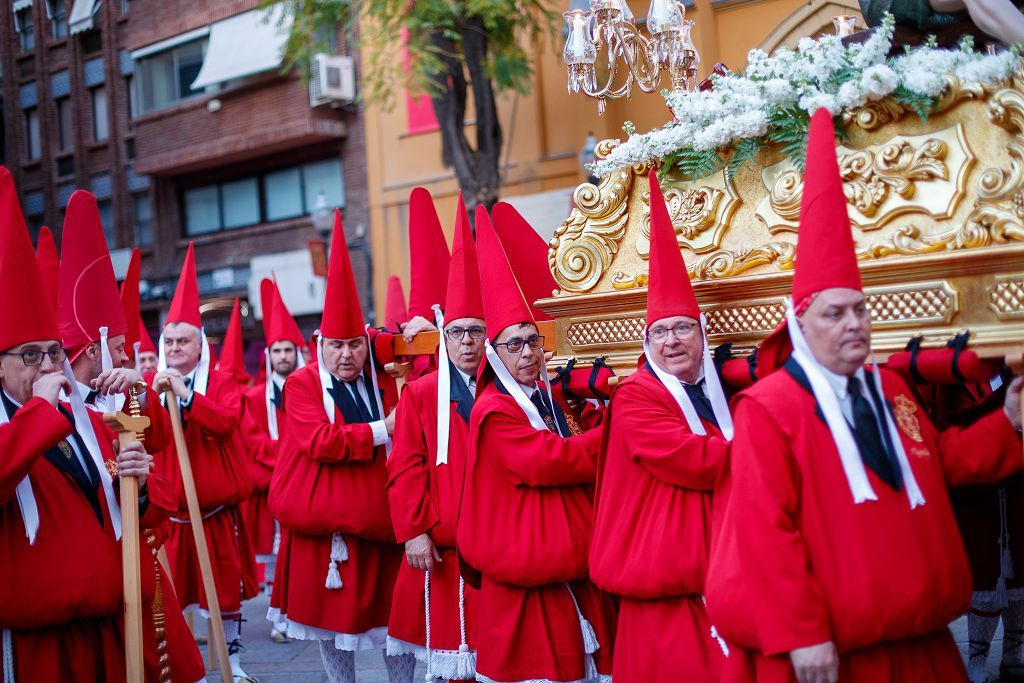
[434,306,451,466]
[265,346,304,441]
[643,313,734,441]
[785,301,925,508]
[316,327,391,456]
[157,326,210,406]
[483,337,562,436]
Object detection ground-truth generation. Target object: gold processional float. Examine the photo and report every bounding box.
[535,4,1024,380]
[540,81,1024,371]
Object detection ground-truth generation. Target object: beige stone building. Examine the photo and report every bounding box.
[363,0,863,322]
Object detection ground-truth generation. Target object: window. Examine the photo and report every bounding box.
[184,186,220,235]
[15,8,34,52]
[222,178,259,228]
[183,158,345,236]
[97,199,116,248]
[91,87,108,141]
[121,0,129,14]
[47,0,68,39]
[133,192,152,246]
[264,167,302,221]
[136,38,207,114]
[25,109,41,160]
[56,97,72,151]
[25,191,45,236]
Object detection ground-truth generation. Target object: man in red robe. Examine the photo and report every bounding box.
[707,109,1024,683]
[268,210,415,683]
[591,170,732,682]
[59,188,205,683]
[387,194,482,680]
[0,166,171,682]
[150,242,258,682]
[245,278,306,642]
[457,206,616,683]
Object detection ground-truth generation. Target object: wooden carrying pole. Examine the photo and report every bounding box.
[103,391,151,683]
[391,319,557,356]
[162,386,233,677]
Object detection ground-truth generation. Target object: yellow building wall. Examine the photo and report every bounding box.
[363,0,850,323]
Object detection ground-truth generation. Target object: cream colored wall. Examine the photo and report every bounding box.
[363,0,834,322]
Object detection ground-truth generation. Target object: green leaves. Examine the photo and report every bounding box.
[270,0,554,108]
[890,84,939,123]
[765,106,811,172]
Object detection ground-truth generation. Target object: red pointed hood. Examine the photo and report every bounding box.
[792,109,862,304]
[261,278,306,349]
[476,205,534,341]
[57,190,128,350]
[35,226,60,317]
[320,210,365,339]
[491,202,557,322]
[217,298,248,382]
[138,315,157,355]
[407,187,451,320]
[166,242,202,329]
[120,248,142,363]
[756,109,862,378]
[646,170,700,327]
[444,193,485,323]
[0,167,60,351]
[384,276,408,331]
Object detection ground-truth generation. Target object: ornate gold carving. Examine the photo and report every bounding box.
[690,241,795,280]
[636,169,742,256]
[566,316,647,347]
[703,302,786,336]
[864,282,958,327]
[610,272,649,290]
[988,275,1024,319]
[840,137,948,217]
[846,99,907,131]
[756,125,974,233]
[549,170,632,294]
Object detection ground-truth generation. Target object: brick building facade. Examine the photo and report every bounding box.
[2,0,370,369]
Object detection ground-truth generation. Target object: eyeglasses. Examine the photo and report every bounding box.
[648,322,699,342]
[492,335,545,354]
[1,346,67,367]
[444,326,486,342]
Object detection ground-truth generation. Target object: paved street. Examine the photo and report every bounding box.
[192,592,1004,681]
[193,590,427,683]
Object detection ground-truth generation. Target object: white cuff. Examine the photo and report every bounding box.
[369,420,390,447]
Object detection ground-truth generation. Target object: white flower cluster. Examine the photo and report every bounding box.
[590,15,1020,178]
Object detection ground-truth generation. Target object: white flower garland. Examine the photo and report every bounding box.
[590,15,1021,178]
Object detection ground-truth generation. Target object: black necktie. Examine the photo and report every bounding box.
[683,379,718,429]
[183,377,192,391]
[85,388,100,404]
[848,375,902,491]
[346,380,376,422]
[530,390,558,433]
[271,382,282,410]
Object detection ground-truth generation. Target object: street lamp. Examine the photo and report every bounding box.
[308,191,334,278]
[311,191,333,242]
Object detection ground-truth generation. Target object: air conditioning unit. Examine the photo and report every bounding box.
[309,53,356,107]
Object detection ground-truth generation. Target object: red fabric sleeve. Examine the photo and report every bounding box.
[719,396,832,656]
[487,408,600,487]
[183,382,241,438]
[139,386,172,453]
[139,472,175,529]
[932,406,1021,485]
[387,385,440,543]
[0,398,72,503]
[284,371,375,464]
[882,371,1022,486]
[241,391,277,477]
[616,381,728,491]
